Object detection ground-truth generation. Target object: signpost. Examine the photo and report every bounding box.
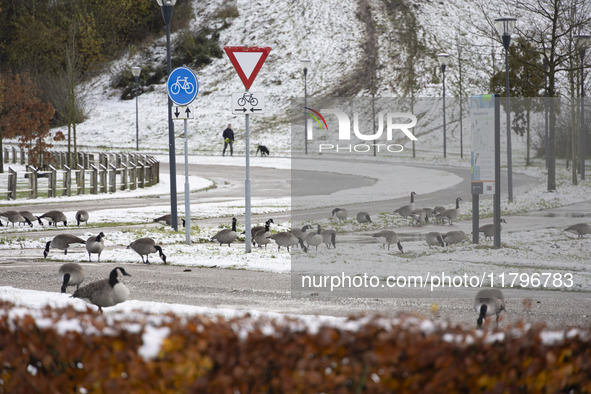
[470,94,501,247]
[168,67,199,244]
[224,46,271,253]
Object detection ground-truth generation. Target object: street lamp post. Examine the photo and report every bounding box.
[540,49,550,169]
[575,34,590,180]
[301,58,311,155]
[157,0,179,230]
[495,17,517,202]
[438,53,450,159]
[131,66,141,151]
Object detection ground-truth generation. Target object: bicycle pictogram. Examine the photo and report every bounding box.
[170,76,195,95]
[237,93,258,107]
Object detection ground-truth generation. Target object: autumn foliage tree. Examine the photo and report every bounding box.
[0,72,62,172]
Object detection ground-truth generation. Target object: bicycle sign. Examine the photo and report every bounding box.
[232,92,265,115]
[167,67,199,106]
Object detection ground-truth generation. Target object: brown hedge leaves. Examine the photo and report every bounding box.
[0,300,590,393]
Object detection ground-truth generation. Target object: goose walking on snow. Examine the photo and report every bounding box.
[290,225,313,248]
[211,217,239,247]
[86,232,105,262]
[253,223,272,249]
[426,232,445,247]
[248,218,274,246]
[372,230,403,253]
[356,212,372,224]
[72,267,131,314]
[58,263,85,293]
[127,237,167,264]
[331,208,348,222]
[153,214,185,227]
[565,223,591,238]
[19,211,43,226]
[321,228,336,249]
[443,230,466,246]
[0,211,32,227]
[76,210,89,226]
[44,234,86,258]
[39,210,68,227]
[306,225,323,251]
[268,231,307,252]
[474,288,505,328]
[436,197,462,225]
[478,219,507,241]
[393,191,417,218]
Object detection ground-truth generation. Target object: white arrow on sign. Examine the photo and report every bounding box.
[173,106,195,120]
[232,92,265,115]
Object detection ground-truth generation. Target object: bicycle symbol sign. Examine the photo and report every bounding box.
[167,67,199,106]
[231,92,265,115]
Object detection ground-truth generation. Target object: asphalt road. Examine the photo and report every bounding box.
[1,157,590,330]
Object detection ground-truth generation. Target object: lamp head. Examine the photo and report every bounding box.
[574,34,590,55]
[494,17,517,37]
[157,0,176,6]
[131,66,141,77]
[301,58,311,75]
[437,53,450,67]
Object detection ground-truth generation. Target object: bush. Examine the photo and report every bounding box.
[172,28,223,70]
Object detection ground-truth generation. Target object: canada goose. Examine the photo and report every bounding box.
[443,230,466,246]
[436,197,462,225]
[211,217,238,247]
[433,206,447,224]
[248,219,274,245]
[58,263,85,293]
[410,209,427,225]
[153,214,185,227]
[426,232,445,247]
[44,234,86,258]
[19,211,43,226]
[372,230,403,253]
[478,219,507,241]
[306,225,323,251]
[76,210,89,226]
[331,208,348,222]
[356,212,372,224]
[290,225,313,246]
[474,288,505,328]
[86,232,105,262]
[72,267,131,314]
[127,237,167,264]
[0,210,32,227]
[269,231,308,252]
[393,191,417,218]
[565,223,591,238]
[39,210,68,227]
[422,207,434,221]
[253,223,271,249]
[321,229,336,249]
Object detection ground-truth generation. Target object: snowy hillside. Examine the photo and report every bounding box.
[70,0,539,160]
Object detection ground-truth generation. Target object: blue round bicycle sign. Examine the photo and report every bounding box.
[167,67,199,106]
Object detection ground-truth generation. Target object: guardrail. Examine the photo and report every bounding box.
[1,150,159,200]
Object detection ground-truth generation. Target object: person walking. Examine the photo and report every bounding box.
[222,124,234,156]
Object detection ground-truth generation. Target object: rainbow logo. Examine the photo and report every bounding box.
[305,107,328,131]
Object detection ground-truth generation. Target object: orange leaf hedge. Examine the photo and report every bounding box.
[0,300,590,393]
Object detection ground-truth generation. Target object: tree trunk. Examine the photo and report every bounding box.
[526,105,531,166]
[548,71,556,191]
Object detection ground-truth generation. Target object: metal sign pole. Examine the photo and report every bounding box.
[245,95,252,253]
[184,118,191,245]
[494,94,501,248]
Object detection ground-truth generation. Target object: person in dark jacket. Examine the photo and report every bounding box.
[222,124,234,156]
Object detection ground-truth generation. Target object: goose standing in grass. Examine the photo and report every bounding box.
[321,228,336,249]
[0,211,32,227]
[72,267,131,314]
[564,223,591,238]
[410,209,427,226]
[331,208,348,222]
[253,223,271,249]
[76,210,89,226]
[269,232,307,252]
[58,263,85,293]
[436,197,462,225]
[474,288,505,328]
[393,191,417,218]
[19,211,43,226]
[39,210,68,227]
[86,232,105,262]
[478,219,507,241]
[248,219,274,245]
[153,214,185,227]
[372,230,403,253]
[443,230,466,246]
[44,234,86,258]
[127,238,167,264]
[211,217,238,247]
[290,225,313,247]
[426,232,445,247]
[306,225,323,251]
[356,212,372,224]
[433,206,447,223]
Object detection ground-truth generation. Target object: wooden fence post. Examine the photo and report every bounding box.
[8,167,17,200]
[99,164,107,193]
[11,147,16,164]
[77,164,85,195]
[109,164,117,193]
[137,161,145,188]
[63,165,71,196]
[20,148,25,165]
[121,163,128,190]
[48,165,57,198]
[91,165,98,194]
[28,165,38,199]
[130,163,137,190]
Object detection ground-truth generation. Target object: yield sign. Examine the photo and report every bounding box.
[224,46,271,90]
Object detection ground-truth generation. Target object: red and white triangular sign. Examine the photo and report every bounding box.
[224,46,271,90]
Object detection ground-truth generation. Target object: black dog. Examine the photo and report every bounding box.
[256,144,270,157]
